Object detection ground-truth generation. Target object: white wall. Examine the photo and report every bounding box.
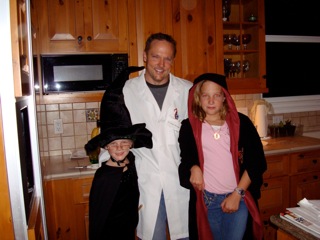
[0,1,47,239]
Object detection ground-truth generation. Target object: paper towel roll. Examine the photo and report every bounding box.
[255,104,268,138]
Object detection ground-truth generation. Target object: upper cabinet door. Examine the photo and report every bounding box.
[11,0,33,96]
[37,0,129,53]
[172,0,217,81]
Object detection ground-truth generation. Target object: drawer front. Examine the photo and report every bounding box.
[290,149,320,174]
[263,154,290,179]
[73,177,93,204]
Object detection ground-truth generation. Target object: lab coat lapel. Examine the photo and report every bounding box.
[136,74,162,116]
[161,75,180,114]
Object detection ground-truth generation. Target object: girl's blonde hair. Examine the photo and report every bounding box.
[192,80,229,122]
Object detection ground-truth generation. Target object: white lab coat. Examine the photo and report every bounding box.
[123,71,192,240]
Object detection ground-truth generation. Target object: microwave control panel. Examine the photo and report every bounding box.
[112,54,129,82]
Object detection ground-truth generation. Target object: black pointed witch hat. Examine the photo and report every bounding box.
[84,66,152,155]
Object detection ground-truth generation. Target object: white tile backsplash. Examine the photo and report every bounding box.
[37,97,320,157]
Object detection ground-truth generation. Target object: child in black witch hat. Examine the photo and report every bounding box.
[85,66,152,240]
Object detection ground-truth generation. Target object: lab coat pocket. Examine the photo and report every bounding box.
[166,118,181,144]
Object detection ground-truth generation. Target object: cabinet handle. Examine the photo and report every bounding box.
[263,182,268,187]
[312,159,318,164]
[77,36,83,44]
[87,36,92,41]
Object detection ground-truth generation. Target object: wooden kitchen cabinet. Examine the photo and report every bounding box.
[259,147,320,240]
[259,154,290,240]
[28,197,44,240]
[135,0,267,92]
[289,149,320,207]
[34,0,268,95]
[259,176,289,240]
[11,0,33,96]
[171,0,217,81]
[214,0,267,94]
[44,176,93,240]
[36,0,129,53]
[72,177,92,240]
[290,171,320,207]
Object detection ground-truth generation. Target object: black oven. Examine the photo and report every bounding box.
[15,97,34,221]
[41,53,128,93]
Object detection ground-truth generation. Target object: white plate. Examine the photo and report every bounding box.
[70,149,87,159]
[87,164,99,169]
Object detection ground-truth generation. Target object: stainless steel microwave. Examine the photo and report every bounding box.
[40,54,128,93]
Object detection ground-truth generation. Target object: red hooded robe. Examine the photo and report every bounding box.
[187,82,263,240]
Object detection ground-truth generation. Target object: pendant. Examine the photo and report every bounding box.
[213,132,220,140]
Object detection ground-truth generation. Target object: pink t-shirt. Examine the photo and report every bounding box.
[202,121,237,194]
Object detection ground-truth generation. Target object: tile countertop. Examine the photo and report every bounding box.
[42,155,97,180]
[263,136,320,156]
[42,136,320,180]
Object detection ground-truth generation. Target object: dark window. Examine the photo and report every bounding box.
[263,1,320,98]
[265,0,320,36]
[263,42,320,98]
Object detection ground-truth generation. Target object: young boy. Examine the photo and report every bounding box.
[85,67,152,240]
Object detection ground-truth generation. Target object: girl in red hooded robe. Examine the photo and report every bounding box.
[178,73,267,240]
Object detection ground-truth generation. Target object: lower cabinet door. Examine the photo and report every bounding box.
[259,176,290,219]
[259,176,290,240]
[290,171,320,207]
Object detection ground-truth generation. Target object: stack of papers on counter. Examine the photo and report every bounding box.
[280,198,320,238]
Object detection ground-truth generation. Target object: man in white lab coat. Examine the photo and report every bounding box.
[123,33,192,240]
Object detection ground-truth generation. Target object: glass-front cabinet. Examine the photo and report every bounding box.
[216,0,267,94]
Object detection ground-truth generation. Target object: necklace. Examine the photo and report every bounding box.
[211,125,221,140]
[110,157,126,166]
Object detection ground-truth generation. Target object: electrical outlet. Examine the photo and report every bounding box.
[272,115,283,124]
[54,119,63,134]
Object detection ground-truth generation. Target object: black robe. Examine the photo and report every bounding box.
[89,152,139,240]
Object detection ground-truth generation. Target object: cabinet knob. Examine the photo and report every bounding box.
[263,182,268,187]
[175,12,180,22]
[56,227,61,238]
[77,36,83,44]
[87,36,92,41]
[312,159,318,164]
[313,175,319,180]
[299,154,305,158]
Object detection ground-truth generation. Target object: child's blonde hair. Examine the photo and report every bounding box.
[191,80,229,122]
